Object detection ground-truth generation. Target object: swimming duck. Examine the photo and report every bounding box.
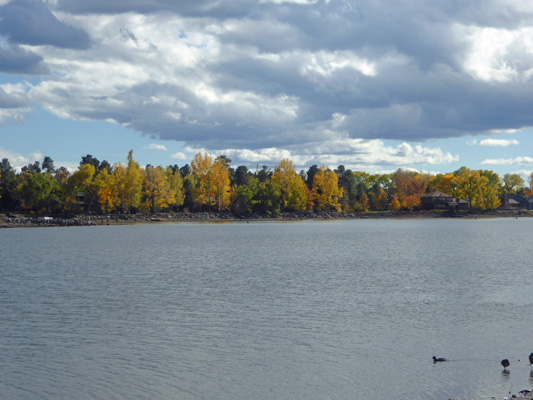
[501,359,510,370]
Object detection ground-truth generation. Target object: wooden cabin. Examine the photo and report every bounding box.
[420,190,469,211]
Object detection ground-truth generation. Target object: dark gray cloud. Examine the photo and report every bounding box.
[54,0,257,18]
[0,0,90,49]
[0,45,49,75]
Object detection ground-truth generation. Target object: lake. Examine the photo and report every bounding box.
[2,218,533,399]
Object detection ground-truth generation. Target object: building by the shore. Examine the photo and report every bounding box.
[420,190,469,211]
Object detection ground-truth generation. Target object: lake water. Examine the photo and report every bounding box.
[2,218,533,399]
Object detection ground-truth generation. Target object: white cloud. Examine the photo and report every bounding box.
[0,147,42,171]
[0,82,31,124]
[54,161,79,173]
[301,50,377,78]
[482,156,533,165]
[212,139,459,170]
[478,138,519,146]
[171,152,187,160]
[464,26,533,83]
[511,169,533,179]
[144,143,167,151]
[0,107,30,124]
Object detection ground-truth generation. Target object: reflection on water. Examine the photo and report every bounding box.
[2,218,533,399]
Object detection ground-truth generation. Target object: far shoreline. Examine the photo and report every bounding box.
[1,209,532,228]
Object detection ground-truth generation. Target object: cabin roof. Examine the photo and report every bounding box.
[421,190,453,199]
[510,194,533,204]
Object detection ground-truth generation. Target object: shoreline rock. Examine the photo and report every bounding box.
[0,209,531,228]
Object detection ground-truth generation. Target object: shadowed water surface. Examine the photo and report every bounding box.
[2,218,533,399]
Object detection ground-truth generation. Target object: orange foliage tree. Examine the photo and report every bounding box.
[392,169,427,210]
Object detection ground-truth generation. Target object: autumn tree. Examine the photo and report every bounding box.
[453,167,505,209]
[501,173,524,194]
[190,153,231,211]
[190,153,213,208]
[141,166,174,213]
[480,170,501,190]
[354,192,369,212]
[455,168,490,209]
[66,163,96,212]
[392,169,427,210]
[390,193,402,210]
[166,167,185,210]
[125,151,142,212]
[428,173,457,196]
[114,151,142,213]
[93,166,117,213]
[271,159,308,211]
[211,157,232,211]
[483,185,501,210]
[311,166,344,211]
[371,185,387,210]
[80,154,106,176]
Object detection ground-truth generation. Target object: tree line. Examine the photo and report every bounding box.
[0,150,531,215]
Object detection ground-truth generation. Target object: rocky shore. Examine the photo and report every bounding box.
[1,209,531,228]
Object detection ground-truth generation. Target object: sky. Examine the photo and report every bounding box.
[1,0,533,179]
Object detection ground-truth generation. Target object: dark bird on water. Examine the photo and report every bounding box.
[433,356,447,363]
[501,359,510,370]
[529,353,533,366]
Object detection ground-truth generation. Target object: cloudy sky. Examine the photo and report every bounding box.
[1,0,533,177]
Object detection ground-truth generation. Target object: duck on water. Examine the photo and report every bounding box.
[501,359,510,370]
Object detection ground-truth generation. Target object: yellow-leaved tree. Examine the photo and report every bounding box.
[501,173,524,194]
[114,150,142,213]
[372,186,387,210]
[94,166,117,213]
[141,166,174,213]
[191,153,213,208]
[389,193,402,210]
[211,157,231,211]
[166,167,185,210]
[190,153,231,211]
[483,185,501,210]
[429,173,457,196]
[311,166,343,211]
[270,159,308,211]
[455,168,488,209]
[67,163,95,212]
